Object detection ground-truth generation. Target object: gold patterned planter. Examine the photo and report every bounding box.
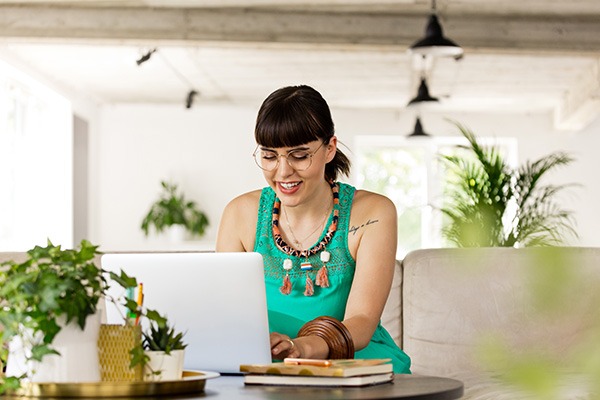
[97,324,143,382]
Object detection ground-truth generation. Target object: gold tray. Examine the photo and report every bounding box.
[12,370,220,398]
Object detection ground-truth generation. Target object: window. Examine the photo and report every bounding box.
[0,59,73,250]
[354,135,517,258]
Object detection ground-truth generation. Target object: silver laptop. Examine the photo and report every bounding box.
[101,252,272,374]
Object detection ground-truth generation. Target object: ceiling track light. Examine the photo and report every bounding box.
[409,0,463,58]
[407,116,431,138]
[136,48,157,66]
[186,90,198,109]
[135,48,201,109]
[407,77,439,107]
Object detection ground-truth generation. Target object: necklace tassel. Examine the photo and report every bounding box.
[304,273,314,296]
[316,250,330,287]
[280,273,292,295]
[315,266,329,288]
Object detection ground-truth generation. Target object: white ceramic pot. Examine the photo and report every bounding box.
[6,312,102,383]
[166,225,187,243]
[144,349,185,381]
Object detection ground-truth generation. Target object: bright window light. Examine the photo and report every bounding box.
[0,59,73,251]
[354,134,517,258]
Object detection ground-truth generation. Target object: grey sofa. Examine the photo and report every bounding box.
[382,247,599,399]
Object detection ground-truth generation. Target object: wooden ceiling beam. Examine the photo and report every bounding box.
[0,5,599,54]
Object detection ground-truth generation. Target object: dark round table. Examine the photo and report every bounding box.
[196,374,464,399]
[6,374,463,399]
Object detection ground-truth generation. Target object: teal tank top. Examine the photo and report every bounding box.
[254,182,411,374]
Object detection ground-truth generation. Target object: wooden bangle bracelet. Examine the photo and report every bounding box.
[297,316,355,359]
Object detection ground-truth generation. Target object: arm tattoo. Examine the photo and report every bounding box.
[349,219,379,236]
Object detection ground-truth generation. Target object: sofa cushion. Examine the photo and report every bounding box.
[402,247,599,399]
[381,259,403,347]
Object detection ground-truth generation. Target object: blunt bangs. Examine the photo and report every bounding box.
[255,110,321,148]
[255,85,332,148]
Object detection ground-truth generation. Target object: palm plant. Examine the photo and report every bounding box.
[440,122,577,247]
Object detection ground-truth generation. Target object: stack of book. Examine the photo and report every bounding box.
[239,358,394,387]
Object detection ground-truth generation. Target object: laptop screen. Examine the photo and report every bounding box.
[101,252,272,374]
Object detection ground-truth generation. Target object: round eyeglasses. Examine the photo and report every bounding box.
[253,141,325,172]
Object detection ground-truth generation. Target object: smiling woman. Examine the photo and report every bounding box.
[0,60,73,251]
[216,85,411,374]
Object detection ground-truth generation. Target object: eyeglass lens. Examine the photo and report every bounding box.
[254,149,314,171]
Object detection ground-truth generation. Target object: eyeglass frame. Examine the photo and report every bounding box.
[252,141,326,171]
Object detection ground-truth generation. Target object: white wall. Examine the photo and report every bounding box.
[90,103,600,251]
[91,103,263,251]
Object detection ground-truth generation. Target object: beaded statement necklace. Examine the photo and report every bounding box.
[272,181,340,296]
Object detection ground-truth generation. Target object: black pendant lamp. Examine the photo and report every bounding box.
[407,77,439,106]
[407,117,431,138]
[409,0,463,58]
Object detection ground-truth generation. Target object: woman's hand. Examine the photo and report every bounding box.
[270,332,330,360]
[270,332,300,359]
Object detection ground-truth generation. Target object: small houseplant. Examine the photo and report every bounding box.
[0,241,171,392]
[142,317,187,380]
[440,122,577,247]
[143,320,187,355]
[141,181,209,240]
[0,240,106,393]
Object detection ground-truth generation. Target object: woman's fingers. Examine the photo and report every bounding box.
[270,332,299,359]
[283,338,300,358]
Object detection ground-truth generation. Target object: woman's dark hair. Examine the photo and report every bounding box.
[255,85,351,181]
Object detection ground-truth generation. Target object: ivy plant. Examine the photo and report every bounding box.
[0,240,106,393]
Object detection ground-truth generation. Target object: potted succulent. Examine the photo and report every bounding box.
[141,181,209,241]
[142,317,187,381]
[0,240,106,393]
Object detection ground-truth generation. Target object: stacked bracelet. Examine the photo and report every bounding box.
[297,316,355,359]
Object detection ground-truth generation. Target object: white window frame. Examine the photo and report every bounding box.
[354,134,517,258]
